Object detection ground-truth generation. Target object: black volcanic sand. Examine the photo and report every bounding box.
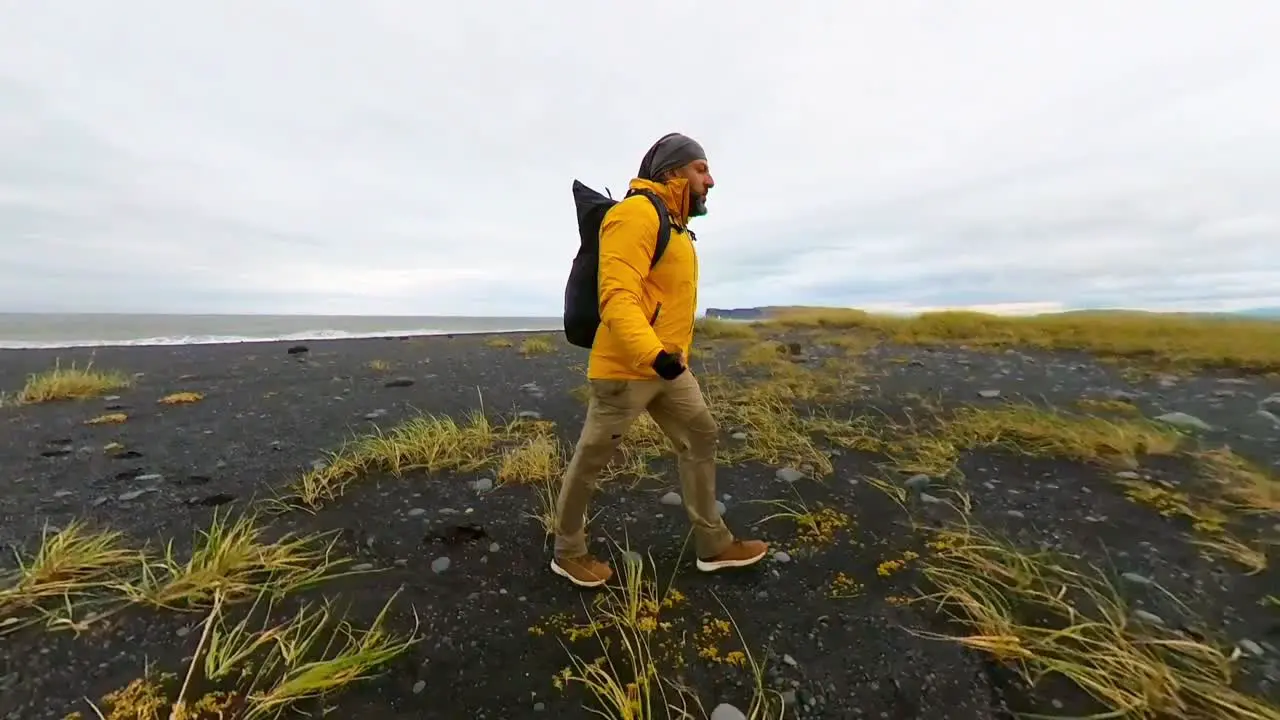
[1,330,1279,719]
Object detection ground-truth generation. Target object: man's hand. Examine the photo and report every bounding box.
[652,350,686,380]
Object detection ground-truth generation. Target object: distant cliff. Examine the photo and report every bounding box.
[704,307,768,320]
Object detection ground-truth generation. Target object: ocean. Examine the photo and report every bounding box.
[0,313,562,349]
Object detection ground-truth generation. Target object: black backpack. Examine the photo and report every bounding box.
[563,180,671,349]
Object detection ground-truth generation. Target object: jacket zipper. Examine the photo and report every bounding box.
[649,302,663,326]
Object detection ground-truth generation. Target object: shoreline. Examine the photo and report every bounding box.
[0,325,561,352]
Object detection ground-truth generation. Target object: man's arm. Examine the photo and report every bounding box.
[598,197,666,369]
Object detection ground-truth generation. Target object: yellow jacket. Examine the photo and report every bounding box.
[588,177,699,380]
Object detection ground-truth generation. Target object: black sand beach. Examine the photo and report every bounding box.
[2,319,1279,719]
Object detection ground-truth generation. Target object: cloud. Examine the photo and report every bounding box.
[1,1,1278,316]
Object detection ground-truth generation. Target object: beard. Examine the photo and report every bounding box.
[689,192,708,218]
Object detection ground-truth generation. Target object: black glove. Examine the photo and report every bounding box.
[652,350,686,380]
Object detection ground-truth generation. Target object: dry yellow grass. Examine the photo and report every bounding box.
[910,521,1280,719]
[15,361,131,404]
[521,336,556,356]
[365,359,391,372]
[497,420,564,484]
[85,413,128,425]
[760,307,1280,373]
[695,317,758,340]
[289,410,501,509]
[158,392,204,405]
[66,589,417,720]
[485,337,515,348]
[816,401,1184,478]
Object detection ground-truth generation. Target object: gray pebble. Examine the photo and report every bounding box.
[1239,638,1265,657]
[1132,609,1164,626]
[472,477,494,492]
[134,474,163,483]
[488,542,500,553]
[773,551,792,563]
[1154,411,1213,432]
[518,410,542,420]
[412,680,426,694]
[715,500,727,515]
[431,556,451,574]
[977,389,1002,399]
[351,563,375,572]
[659,491,682,506]
[904,474,931,491]
[730,432,748,440]
[407,508,427,518]
[709,704,747,720]
[775,467,805,483]
[1121,572,1152,586]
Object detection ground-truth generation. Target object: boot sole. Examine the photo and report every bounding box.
[696,547,768,572]
[550,559,610,588]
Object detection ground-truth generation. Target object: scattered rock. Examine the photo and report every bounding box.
[117,489,153,502]
[904,474,931,491]
[919,493,945,505]
[52,490,73,499]
[384,377,415,388]
[1132,610,1165,626]
[773,551,792,563]
[1260,393,1280,412]
[710,704,747,720]
[135,474,164,483]
[977,389,1002,399]
[364,409,388,420]
[1154,411,1212,431]
[185,493,235,507]
[412,680,426,694]
[407,508,427,518]
[1121,572,1152,586]
[1257,409,1280,428]
[286,345,309,355]
[730,431,748,440]
[430,556,451,574]
[517,410,542,420]
[350,563,375,572]
[1239,638,1265,657]
[715,500,727,515]
[659,491,683,506]
[1114,470,1141,480]
[472,477,494,493]
[775,467,805,483]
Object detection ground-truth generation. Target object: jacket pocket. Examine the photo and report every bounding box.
[649,302,663,326]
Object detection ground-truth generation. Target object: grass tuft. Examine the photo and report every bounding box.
[910,521,1280,719]
[16,360,131,404]
[521,336,556,356]
[159,392,205,405]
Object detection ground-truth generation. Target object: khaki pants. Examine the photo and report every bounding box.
[553,371,734,560]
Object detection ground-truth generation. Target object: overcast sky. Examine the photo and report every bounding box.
[2,2,1278,317]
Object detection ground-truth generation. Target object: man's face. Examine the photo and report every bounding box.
[670,160,714,217]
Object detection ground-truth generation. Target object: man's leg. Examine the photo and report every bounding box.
[646,372,768,571]
[552,379,656,587]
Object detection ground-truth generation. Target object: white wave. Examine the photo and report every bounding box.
[0,326,559,350]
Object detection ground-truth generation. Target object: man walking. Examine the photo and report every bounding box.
[552,133,769,588]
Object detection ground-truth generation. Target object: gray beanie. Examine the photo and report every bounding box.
[637,133,707,181]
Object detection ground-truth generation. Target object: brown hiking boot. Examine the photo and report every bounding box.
[550,554,614,588]
[696,539,769,572]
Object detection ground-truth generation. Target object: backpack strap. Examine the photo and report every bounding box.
[625,188,672,270]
